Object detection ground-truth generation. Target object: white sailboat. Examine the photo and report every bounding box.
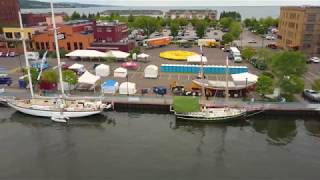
[7,2,110,121]
[175,47,246,122]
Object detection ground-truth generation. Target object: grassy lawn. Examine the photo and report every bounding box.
[173,96,200,113]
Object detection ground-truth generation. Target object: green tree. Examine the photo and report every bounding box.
[176,18,188,27]
[312,79,320,91]
[41,70,59,84]
[256,48,273,68]
[190,17,200,27]
[256,75,274,96]
[222,33,234,44]
[170,22,179,37]
[219,17,233,29]
[23,67,39,86]
[271,51,307,99]
[195,21,207,38]
[81,13,87,19]
[241,47,255,61]
[128,14,135,23]
[220,11,241,21]
[133,16,160,37]
[62,70,78,85]
[71,11,81,20]
[229,21,241,39]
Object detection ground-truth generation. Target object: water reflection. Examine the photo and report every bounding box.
[304,119,320,137]
[8,111,115,129]
[251,117,297,145]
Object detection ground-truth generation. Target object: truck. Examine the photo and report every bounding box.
[197,39,220,48]
[143,36,172,48]
[230,47,242,63]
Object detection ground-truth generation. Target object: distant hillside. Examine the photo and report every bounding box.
[19,0,109,9]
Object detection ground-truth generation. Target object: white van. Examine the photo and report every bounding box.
[230,47,242,63]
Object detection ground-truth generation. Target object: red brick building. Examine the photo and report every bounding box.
[91,20,134,52]
[93,21,129,43]
[22,13,67,27]
[0,0,20,27]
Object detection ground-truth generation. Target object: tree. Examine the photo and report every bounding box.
[81,13,87,19]
[23,67,39,86]
[170,22,179,37]
[62,70,78,85]
[41,70,59,84]
[220,11,241,21]
[71,11,81,20]
[219,17,233,29]
[133,16,160,37]
[229,21,241,39]
[222,33,233,44]
[312,79,320,91]
[176,18,188,27]
[271,51,307,99]
[128,14,135,23]
[256,75,274,96]
[195,21,207,38]
[241,47,255,60]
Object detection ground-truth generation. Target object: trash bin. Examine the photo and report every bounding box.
[18,76,27,88]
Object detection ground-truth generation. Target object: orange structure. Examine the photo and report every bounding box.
[32,20,94,52]
[143,36,172,48]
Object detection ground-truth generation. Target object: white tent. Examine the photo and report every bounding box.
[78,71,101,85]
[138,53,150,59]
[187,55,208,64]
[105,50,130,59]
[119,82,137,95]
[95,64,110,77]
[68,63,84,70]
[114,67,128,78]
[144,65,158,78]
[66,50,107,58]
[231,72,258,85]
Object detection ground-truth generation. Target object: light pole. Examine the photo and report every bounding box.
[126,74,129,96]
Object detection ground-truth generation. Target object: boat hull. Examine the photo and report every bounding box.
[175,110,246,122]
[8,102,103,118]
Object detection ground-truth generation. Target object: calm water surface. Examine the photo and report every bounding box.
[0,107,320,179]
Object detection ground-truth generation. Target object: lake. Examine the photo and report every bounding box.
[0,107,319,179]
[21,6,281,19]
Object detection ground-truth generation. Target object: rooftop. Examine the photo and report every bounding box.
[96,21,126,26]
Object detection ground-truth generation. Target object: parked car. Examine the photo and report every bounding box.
[302,89,320,102]
[9,52,15,57]
[309,57,320,63]
[183,90,201,96]
[265,35,276,40]
[228,53,234,60]
[249,57,267,70]
[153,86,167,95]
[248,40,257,43]
[266,43,278,49]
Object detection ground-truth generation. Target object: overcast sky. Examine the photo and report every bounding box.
[40,0,320,6]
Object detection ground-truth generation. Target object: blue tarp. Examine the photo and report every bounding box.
[102,80,117,88]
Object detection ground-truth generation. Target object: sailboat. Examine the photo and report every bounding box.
[7,2,111,121]
[174,47,246,122]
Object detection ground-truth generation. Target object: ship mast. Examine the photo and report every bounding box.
[50,1,65,95]
[200,45,205,101]
[18,11,34,98]
[225,56,229,105]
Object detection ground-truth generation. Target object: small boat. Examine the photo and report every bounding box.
[51,114,70,123]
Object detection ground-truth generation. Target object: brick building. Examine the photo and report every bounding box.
[0,0,20,27]
[90,20,134,52]
[277,6,320,56]
[22,13,66,27]
[32,20,94,52]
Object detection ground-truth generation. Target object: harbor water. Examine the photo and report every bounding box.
[0,107,319,179]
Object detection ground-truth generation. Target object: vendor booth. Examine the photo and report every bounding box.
[119,82,137,95]
[105,50,130,60]
[187,55,208,64]
[66,50,107,59]
[77,71,101,91]
[68,63,86,75]
[231,72,258,85]
[101,80,119,94]
[114,67,128,78]
[95,64,110,77]
[144,65,159,78]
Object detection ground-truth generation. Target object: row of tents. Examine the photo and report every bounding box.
[66,50,150,60]
[101,80,137,95]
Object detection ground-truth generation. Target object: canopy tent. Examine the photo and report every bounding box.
[95,64,110,77]
[101,80,119,94]
[137,53,150,59]
[144,65,158,78]
[121,61,139,70]
[114,67,128,78]
[187,55,208,64]
[105,50,130,59]
[68,63,84,70]
[119,82,137,95]
[231,72,258,85]
[66,50,107,58]
[78,71,100,85]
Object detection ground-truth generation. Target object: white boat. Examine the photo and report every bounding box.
[174,47,246,122]
[8,3,111,121]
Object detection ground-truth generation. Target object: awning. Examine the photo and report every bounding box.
[105,50,130,59]
[187,55,208,63]
[68,63,84,70]
[66,50,107,58]
[231,72,258,83]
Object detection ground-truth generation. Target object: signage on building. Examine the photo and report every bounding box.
[57,33,65,40]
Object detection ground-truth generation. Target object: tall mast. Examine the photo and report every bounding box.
[200,45,205,101]
[18,11,34,98]
[50,2,64,95]
[225,56,229,105]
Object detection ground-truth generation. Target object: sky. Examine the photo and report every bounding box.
[40,0,320,6]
